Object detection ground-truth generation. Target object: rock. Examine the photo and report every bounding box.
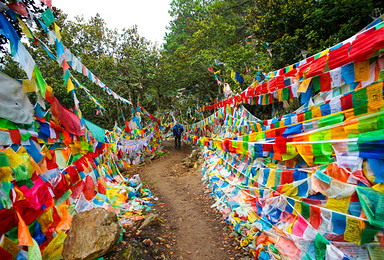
[182,148,202,168]
[139,213,163,230]
[63,208,121,260]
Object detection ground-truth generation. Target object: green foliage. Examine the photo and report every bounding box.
[247,0,384,69]
[162,0,264,120]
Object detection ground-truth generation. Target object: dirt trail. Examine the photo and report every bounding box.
[139,140,244,260]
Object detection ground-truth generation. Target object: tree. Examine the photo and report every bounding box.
[0,0,47,62]
[246,0,384,69]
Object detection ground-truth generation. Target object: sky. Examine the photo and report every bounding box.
[53,0,173,45]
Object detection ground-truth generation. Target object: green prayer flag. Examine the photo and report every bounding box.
[41,9,55,26]
[283,87,289,100]
[34,66,46,98]
[304,110,312,120]
[352,88,368,116]
[301,202,310,220]
[315,233,329,260]
[313,76,321,92]
[0,152,10,167]
[318,113,344,128]
[356,186,384,228]
[0,118,17,130]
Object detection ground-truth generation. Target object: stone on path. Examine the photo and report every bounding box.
[138,213,163,230]
[63,208,121,260]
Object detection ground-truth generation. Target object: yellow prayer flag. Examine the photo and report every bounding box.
[54,22,62,42]
[367,82,384,110]
[297,78,312,93]
[319,49,330,57]
[293,200,302,216]
[17,18,33,39]
[0,167,13,182]
[266,169,276,187]
[344,217,362,245]
[354,60,370,82]
[247,211,258,223]
[325,196,351,214]
[277,89,283,101]
[67,78,75,93]
[22,79,36,93]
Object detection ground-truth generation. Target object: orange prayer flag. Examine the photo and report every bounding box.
[16,211,33,247]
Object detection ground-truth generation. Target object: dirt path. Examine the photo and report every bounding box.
[139,140,245,260]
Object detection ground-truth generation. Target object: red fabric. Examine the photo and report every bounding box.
[261,83,268,94]
[8,129,21,144]
[97,178,107,195]
[309,206,321,229]
[50,96,84,136]
[320,72,332,92]
[340,93,353,110]
[7,1,28,16]
[268,78,277,92]
[280,169,294,185]
[83,175,96,201]
[47,207,61,233]
[46,150,58,170]
[274,136,287,154]
[17,176,53,211]
[285,68,297,77]
[262,144,273,151]
[276,76,285,89]
[13,199,52,225]
[52,173,70,199]
[0,247,12,260]
[349,27,384,62]
[66,166,80,184]
[297,62,312,79]
[328,43,351,69]
[307,55,327,78]
[297,113,305,122]
[256,85,262,95]
[0,209,18,236]
[70,180,84,199]
[73,157,87,173]
[62,60,70,74]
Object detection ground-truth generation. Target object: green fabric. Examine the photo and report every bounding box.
[21,132,32,141]
[352,88,368,116]
[360,222,381,245]
[301,202,310,220]
[358,129,384,143]
[356,186,384,228]
[0,118,17,129]
[283,87,289,100]
[41,8,55,26]
[84,119,106,143]
[0,182,12,208]
[34,66,46,98]
[304,110,312,121]
[318,113,344,128]
[313,76,321,92]
[314,233,329,260]
[358,116,379,133]
[274,169,282,185]
[0,152,10,167]
[14,164,30,182]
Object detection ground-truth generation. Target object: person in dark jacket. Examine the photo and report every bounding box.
[173,123,184,149]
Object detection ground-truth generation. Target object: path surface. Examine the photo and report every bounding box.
[139,140,245,260]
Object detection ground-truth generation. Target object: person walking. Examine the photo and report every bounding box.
[173,122,184,149]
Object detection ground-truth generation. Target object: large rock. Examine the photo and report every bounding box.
[63,208,121,260]
[182,148,202,168]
